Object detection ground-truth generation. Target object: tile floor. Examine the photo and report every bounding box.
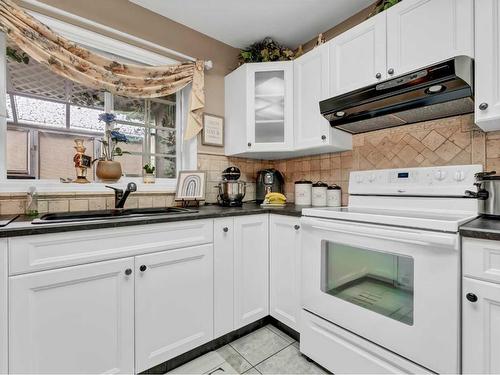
[168,325,327,374]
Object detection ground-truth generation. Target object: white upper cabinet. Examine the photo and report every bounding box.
[9,258,135,374]
[475,0,500,131]
[225,61,294,156]
[386,0,474,77]
[294,44,330,149]
[293,44,352,153]
[328,11,387,96]
[135,244,214,373]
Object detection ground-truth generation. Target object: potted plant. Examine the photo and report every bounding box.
[95,113,129,182]
[143,163,156,184]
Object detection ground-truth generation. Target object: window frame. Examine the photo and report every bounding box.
[0,10,197,193]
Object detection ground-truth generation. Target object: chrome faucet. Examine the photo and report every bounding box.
[106,182,137,208]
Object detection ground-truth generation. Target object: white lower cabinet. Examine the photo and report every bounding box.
[9,257,135,374]
[135,244,214,373]
[214,218,235,337]
[269,215,301,330]
[234,214,269,328]
[463,278,500,374]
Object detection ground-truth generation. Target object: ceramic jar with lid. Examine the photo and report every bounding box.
[294,179,312,205]
[327,184,342,207]
[312,181,328,206]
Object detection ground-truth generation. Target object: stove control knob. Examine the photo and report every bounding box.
[434,170,447,181]
[454,171,465,182]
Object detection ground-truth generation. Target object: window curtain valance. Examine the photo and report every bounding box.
[0,0,205,140]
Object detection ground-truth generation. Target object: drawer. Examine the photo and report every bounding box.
[9,219,213,275]
[300,310,430,374]
[463,237,500,284]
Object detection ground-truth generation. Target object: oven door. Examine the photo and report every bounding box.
[300,217,460,374]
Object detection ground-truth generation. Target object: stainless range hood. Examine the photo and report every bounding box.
[320,56,474,134]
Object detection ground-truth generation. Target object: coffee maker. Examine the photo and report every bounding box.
[256,169,284,203]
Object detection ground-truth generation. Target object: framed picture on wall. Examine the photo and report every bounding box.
[202,114,224,147]
[175,170,206,202]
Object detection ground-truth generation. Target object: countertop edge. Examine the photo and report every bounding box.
[0,204,303,238]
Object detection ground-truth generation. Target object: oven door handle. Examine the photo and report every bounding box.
[302,218,457,248]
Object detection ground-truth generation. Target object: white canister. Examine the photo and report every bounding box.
[312,181,328,206]
[327,184,342,207]
[294,180,312,205]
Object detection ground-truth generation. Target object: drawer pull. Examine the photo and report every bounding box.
[124,268,132,276]
[140,265,147,272]
[223,227,229,232]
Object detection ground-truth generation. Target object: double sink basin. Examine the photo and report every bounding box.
[32,207,198,224]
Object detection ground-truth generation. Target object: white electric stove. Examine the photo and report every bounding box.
[300,165,482,374]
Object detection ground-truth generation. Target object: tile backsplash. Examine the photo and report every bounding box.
[1,113,498,214]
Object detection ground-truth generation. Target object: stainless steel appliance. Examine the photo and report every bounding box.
[256,169,284,203]
[217,167,246,207]
[320,56,474,134]
[466,171,500,217]
[300,165,482,374]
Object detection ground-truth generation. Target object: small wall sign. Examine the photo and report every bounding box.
[202,114,224,147]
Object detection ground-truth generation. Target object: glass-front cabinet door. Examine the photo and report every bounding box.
[322,241,414,325]
[247,62,293,152]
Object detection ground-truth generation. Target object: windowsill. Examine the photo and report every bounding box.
[0,177,177,194]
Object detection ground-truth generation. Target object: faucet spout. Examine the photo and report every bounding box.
[106,182,137,208]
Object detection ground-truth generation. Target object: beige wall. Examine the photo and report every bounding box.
[300,2,376,52]
[16,0,239,157]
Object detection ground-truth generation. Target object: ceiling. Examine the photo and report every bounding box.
[129,0,375,49]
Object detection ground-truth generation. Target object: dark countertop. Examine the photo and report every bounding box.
[460,216,500,241]
[0,203,304,238]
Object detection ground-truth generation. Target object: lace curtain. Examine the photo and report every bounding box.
[0,0,205,140]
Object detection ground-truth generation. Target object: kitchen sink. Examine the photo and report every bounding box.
[32,207,197,224]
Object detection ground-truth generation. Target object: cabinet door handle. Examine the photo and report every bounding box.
[375,72,382,79]
[388,68,395,75]
[479,102,489,111]
[294,225,300,230]
[223,227,229,232]
[321,135,327,141]
[139,265,147,272]
[124,268,132,276]
[248,142,252,147]
[466,293,478,303]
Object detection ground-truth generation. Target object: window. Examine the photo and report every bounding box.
[4,50,181,181]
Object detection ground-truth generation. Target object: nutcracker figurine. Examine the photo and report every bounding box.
[73,139,92,183]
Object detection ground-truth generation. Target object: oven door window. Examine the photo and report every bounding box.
[322,242,414,325]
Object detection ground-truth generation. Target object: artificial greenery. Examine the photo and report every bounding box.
[369,0,401,18]
[238,37,294,65]
[6,46,29,64]
[143,163,156,174]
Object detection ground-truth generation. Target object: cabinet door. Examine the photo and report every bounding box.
[247,62,293,152]
[329,11,387,97]
[463,277,500,374]
[475,0,500,131]
[9,257,135,374]
[214,218,235,338]
[234,214,269,328]
[269,215,301,331]
[294,44,331,149]
[135,244,213,373]
[386,0,474,77]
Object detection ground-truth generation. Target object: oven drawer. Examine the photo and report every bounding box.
[463,237,500,284]
[300,310,431,374]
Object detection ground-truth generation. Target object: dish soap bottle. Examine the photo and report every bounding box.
[26,186,39,218]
